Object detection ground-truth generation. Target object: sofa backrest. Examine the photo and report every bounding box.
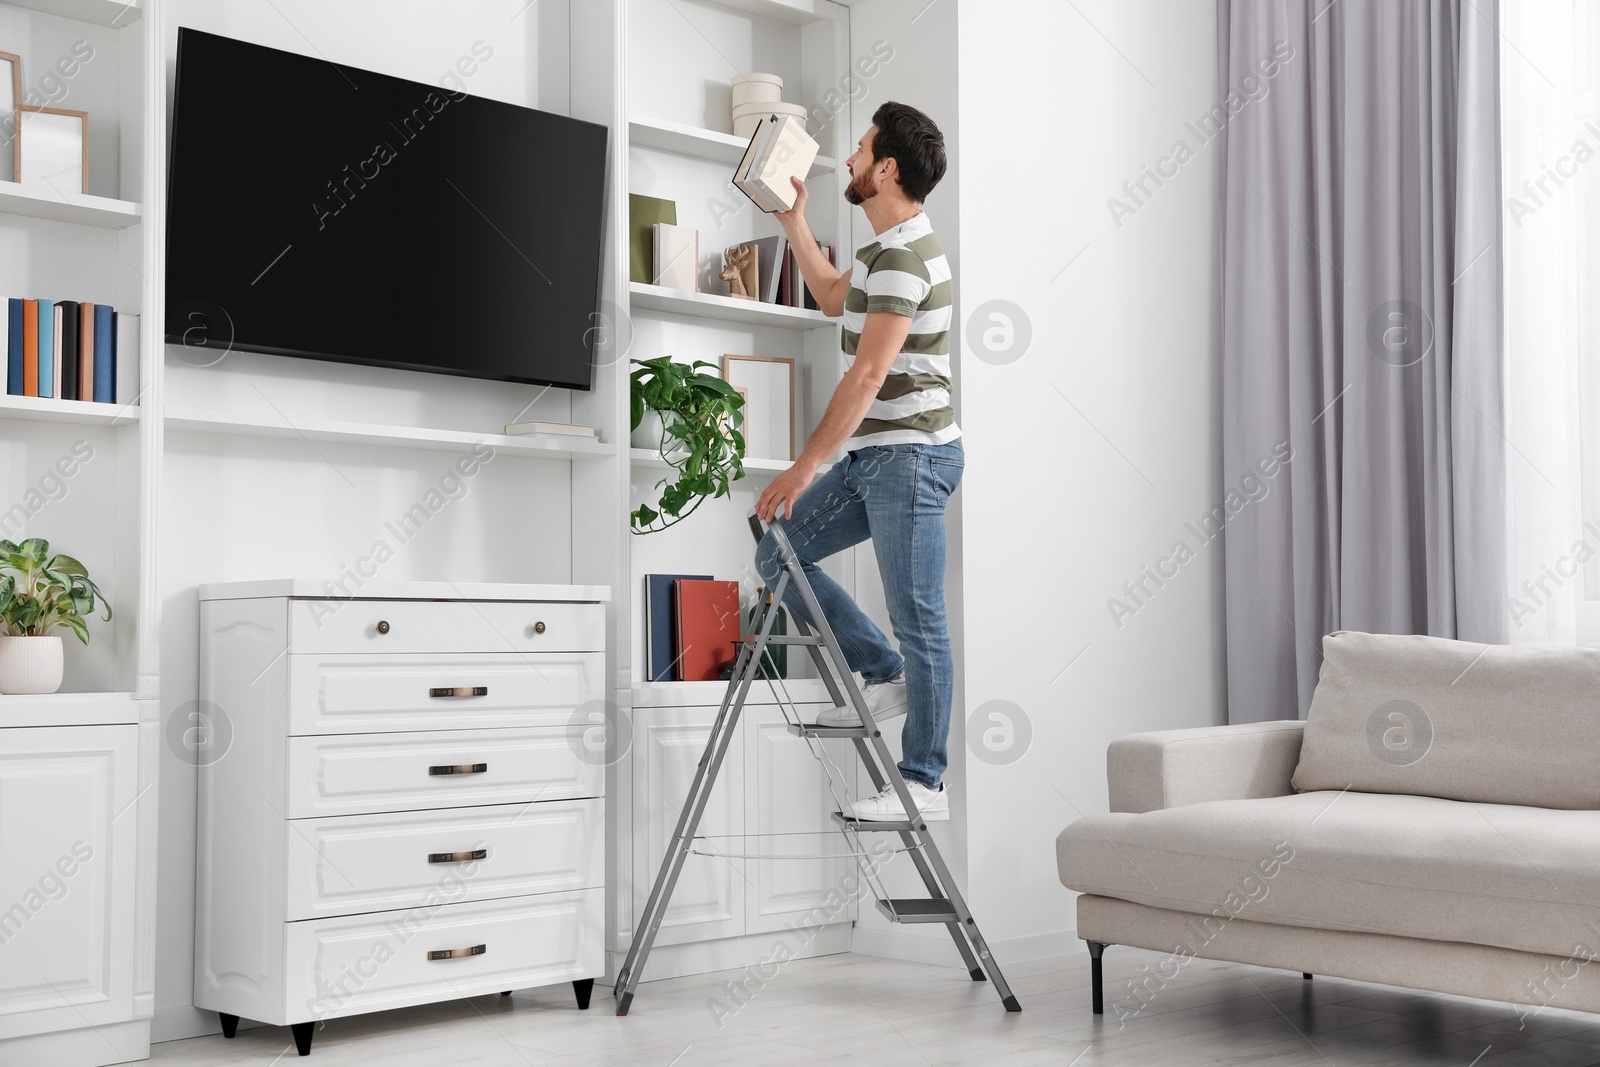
[1291,630,1600,809]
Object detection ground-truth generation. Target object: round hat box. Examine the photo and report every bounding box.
[733,100,808,139]
[731,72,783,110]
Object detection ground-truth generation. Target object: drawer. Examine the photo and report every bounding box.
[284,799,603,919]
[284,889,603,1022]
[285,727,603,818]
[287,599,604,655]
[288,653,604,735]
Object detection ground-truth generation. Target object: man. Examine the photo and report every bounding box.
[754,101,960,823]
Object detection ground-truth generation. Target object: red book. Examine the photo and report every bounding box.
[21,299,38,396]
[673,579,742,681]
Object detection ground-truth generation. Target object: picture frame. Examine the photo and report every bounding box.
[17,105,88,193]
[723,355,794,461]
[0,52,20,182]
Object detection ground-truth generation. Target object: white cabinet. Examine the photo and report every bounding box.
[0,726,138,1041]
[627,691,856,969]
[195,583,607,1057]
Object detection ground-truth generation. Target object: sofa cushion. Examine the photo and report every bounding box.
[1056,791,1600,961]
[1290,630,1600,809]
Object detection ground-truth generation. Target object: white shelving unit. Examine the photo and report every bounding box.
[574,0,859,985]
[2,0,140,27]
[0,182,142,228]
[165,406,616,461]
[0,0,161,1063]
[628,281,835,330]
[628,115,837,174]
[0,393,140,425]
[629,446,789,476]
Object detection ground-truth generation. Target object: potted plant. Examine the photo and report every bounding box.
[0,538,111,695]
[630,356,746,533]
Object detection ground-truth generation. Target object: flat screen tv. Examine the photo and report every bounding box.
[165,28,609,390]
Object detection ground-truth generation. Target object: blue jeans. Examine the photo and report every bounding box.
[754,439,964,789]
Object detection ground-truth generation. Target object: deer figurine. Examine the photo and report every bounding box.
[721,245,757,300]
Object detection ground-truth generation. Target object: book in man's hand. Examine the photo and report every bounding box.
[732,114,819,213]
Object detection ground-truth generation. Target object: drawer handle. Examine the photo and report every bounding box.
[427,944,487,961]
[429,763,488,776]
[376,620,390,634]
[428,849,488,864]
[430,686,489,698]
[533,620,546,635]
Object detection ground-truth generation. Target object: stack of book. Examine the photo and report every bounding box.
[732,113,819,213]
[4,299,134,404]
[502,420,598,439]
[644,573,788,682]
[738,234,833,312]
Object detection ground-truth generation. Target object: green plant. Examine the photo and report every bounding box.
[630,356,746,533]
[0,538,111,645]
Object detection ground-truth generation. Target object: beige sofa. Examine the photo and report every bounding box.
[1056,630,1600,1022]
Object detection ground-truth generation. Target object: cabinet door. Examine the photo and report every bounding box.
[632,707,744,947]
[0,725,137,1040]
[743,708,856,934]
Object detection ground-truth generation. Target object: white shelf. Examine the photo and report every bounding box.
[629,447,789,478]
[631,678,837,708]
[165,406,616,460]
[705,0,845,27]
[0,181,142,228]
[0,691,143,728]
[629,115,836,175]
[0,392,139,426]
[630,282,835,331]
[2,0,142,26]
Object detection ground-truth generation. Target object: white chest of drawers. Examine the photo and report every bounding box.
[193,581,608,1057]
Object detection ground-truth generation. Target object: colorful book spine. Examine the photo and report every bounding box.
[51,304,64,399]
[78,301,94,402]
[36,299,54,397]
[58,301,78,402]
[93,304,113,403]
[6,299,20,395]
[22,299,38,396]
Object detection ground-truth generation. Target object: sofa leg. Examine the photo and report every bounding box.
[1086,940,1108,1015]
[1303,973,1313,980]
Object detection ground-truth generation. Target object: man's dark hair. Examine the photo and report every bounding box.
[869,101,946,203]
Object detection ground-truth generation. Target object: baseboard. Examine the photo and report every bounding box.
[0,1019,150,1066]
[152,1004,265,1044]
[605,923,852,985]
[851,925,1080,968]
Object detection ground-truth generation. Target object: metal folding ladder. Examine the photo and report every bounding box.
[613,514,1021,1016]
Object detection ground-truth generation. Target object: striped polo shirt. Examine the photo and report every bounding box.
[842,212,960,447]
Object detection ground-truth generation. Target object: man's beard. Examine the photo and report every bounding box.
[844,167,875,205]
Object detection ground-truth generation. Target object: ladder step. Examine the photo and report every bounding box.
[831,810,919,832]
[874,898,960,924]
[786,722,870,739]
[741,635,824,646]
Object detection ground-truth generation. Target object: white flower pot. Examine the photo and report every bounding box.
[0,635,65,695]
[631,409,690,461]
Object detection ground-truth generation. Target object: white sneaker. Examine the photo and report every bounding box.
[848,780,949,822]
[816,675,907,726]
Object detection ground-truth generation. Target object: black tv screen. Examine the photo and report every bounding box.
[165,28,608,390]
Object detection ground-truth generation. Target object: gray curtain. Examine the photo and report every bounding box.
[1218,0,1507,723]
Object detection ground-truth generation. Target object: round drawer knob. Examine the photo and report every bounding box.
[376,620,391,635]
[533,621,547,635]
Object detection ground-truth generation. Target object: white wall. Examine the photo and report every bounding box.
[153,0,575,1041]
[956,0,1225,960]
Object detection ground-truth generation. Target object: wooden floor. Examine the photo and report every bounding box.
[150,947,1600,1065]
